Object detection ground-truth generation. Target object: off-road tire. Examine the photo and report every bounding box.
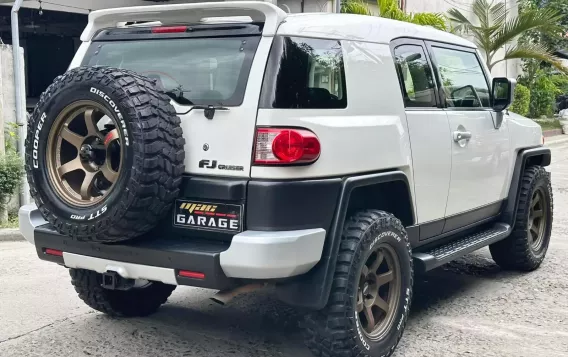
[303,210,413,357]
[490,166,553,271]
[70,269,176,317]
[25,66,185,242]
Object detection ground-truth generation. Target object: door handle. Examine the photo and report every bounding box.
[453,131,472,142]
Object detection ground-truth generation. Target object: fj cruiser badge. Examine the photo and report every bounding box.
[199,159,244,171]
[173,200,242,233]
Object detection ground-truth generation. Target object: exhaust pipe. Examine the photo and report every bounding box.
[211,283,266,305]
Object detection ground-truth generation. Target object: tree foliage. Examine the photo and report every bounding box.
[0,152,23,203]
[341,0,447,31]
[0,122,23,206]
[509,83,531,116]
[447,0,566,73]
[520,0,568,53]
[520,69,561,118]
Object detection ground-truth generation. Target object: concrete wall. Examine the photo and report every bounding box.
[1,45,18,131]
[0,44,26,213]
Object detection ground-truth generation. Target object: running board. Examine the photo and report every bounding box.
[412,223,511,273]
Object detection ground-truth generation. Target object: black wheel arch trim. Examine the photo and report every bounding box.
[501,146,551,226]
[276,170,415,310]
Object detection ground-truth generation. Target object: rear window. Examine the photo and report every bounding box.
[83,36,260,106]
[260,36,347,109]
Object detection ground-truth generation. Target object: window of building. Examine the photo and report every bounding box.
[260,36,347,109]
[431,47,491,108]
[393,44,438,108]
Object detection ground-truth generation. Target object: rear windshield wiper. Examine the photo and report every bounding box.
[164,85,228,119]
[164,86,194,105]
[192,104,229,120]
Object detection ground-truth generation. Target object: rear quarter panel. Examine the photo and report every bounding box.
[252,41,414,185]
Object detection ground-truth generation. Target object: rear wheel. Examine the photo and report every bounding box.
[70,269,176,317]
[303,210,413,357]
[490,166,553,271]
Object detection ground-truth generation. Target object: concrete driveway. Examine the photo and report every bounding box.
[1,141,568,357]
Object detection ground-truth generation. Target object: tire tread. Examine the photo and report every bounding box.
[490,166,553,271]
[303,210,413,357]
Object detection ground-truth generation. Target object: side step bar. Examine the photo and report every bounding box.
[412,223,511,273]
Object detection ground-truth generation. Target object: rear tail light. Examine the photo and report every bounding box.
[151,26,188,34]
[254,128,321,165]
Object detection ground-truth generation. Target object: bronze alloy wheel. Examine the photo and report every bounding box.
[357,243,402,340]
[529,187,548,251]
[46,100,123,207]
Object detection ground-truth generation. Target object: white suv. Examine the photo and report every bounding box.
[19,2,553,356]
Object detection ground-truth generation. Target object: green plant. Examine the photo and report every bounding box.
[0,211,19,229]
[4,122,19,153]
[552,75,568,95]
[529,70,560,118]
[341,0,447,31]
[447,0,566,73]
[521,0,568,55]
[509,84,531,116]
[0,152,23,204]
[340,0,372,15]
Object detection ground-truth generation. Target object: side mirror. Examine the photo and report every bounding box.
[492,77,516,112]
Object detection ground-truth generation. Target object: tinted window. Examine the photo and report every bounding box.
[83,37,260,106]
[260,36,347,109]
[431,47,490,108]
[393,45,437,108]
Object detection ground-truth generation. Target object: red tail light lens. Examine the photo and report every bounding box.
[45,248,63,257]
[254,128,321,165]
[178,270,205,279]
[151,26,188,34]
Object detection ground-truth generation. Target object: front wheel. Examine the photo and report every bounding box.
[303,210,413,357]
[490,166,553,271]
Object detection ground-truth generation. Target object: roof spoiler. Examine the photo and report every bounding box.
[80,1,287,41]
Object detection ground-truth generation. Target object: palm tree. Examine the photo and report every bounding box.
[340,0,447,31]
[447,0,566,73]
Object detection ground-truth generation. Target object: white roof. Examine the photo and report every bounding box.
[279,13,476,48]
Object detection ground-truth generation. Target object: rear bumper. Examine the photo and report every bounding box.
[19,204,326,287]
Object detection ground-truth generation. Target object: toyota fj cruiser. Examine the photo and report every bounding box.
[19,2,553,357]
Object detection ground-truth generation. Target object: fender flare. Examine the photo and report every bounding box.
[501,147,551,226]
[276,171,414,310]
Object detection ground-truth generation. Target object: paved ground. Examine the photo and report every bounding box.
[2,142,568,357]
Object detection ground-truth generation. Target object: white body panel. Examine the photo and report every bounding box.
[506,111,543,180]
[445,110,510,216]
[405,110,452,223]
[252,41,413,181]
[176,36,273,178]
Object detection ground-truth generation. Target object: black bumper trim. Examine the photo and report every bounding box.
[34,224,238,290]
[246,178,342,231]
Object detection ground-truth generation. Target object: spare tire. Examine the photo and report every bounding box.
[25,66,185,242]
